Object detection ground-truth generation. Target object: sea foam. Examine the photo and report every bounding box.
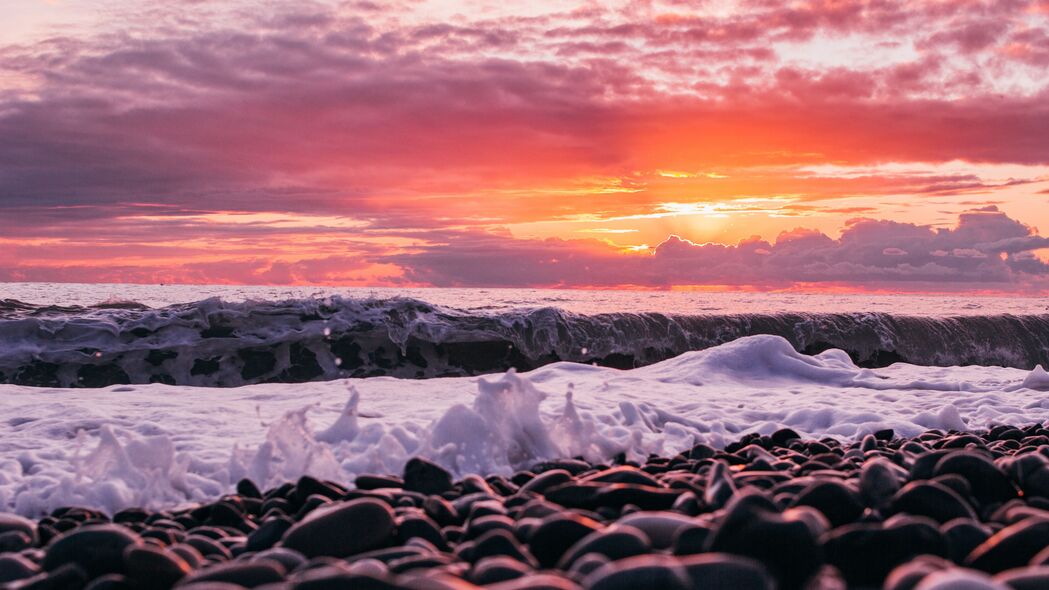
[1,335,1047,516]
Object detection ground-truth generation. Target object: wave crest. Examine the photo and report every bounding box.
[1,296,1047,387]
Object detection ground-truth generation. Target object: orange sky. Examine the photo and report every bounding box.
[1,0,1048,291]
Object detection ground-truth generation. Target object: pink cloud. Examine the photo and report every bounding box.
[390,208,1049,291]
[0,0,1046,290]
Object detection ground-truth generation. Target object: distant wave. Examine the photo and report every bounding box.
[1,296,1047,387]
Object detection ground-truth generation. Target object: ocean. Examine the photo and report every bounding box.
[1,283,1048,388]
[1,283,1048,515]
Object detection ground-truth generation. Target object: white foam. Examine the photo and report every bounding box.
[0,335,1046,516]
[1021,365,1049,391]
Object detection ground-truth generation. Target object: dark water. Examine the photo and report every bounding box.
[1,296,1047,387]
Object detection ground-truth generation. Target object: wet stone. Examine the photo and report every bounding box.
[5,425,1049,590]
[403,458,453,496]
[280,498,395,558]
[43,525,142,578]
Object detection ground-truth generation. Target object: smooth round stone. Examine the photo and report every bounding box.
[422,497,458,527]
[594,485,680,511]
[355,475,404,491]
[520,470,573,495]
[246,517,293,552]
[884,556,952,590]
[616,512,693,549]
[992,502,1049,526]
[124,545,192,588]
[823,518,946,587]
[0,554,41,583]
[582,555,691,590]
[542,483,602,509]
[771,428,801,447]
[1034,544,1049,565]
[280,498,395,558]
[402,458,453,495]
[189,526,230,541]
[43,524,143,578]
[532,460,591,476]
[293,477,346,504]
[929,473,972,500]
[581,467,660,487]
[395,515,446,550]
[469,529,537,567]
[0,531,33,552]
[185,536,234,561]
[933,452,1018,505]
[706,493,821,589]
[345,558,389,577]
[471,556,532,585]
[557,526,650,569]
[517,500,561,521]
[461,474,495,495]
[527,514,601,568]
[251,548,306,572]
[289,567,399,590]
[965,517,1049,573]
[790,480,864,527]
[913,568,1007,590]
[175,579,252,583]
[486,572,581,590]
[703,462,738,510]
[890,481,977,524]
[25,563,90,590]
[236,479,263,499]
[679,553,776,590]
[859,458,902,509]
[566,554,610,579]
[170,544,207,569]
[993,565,1049,590]
[464,515,514,540]
[178,561,285,588]
[1003,453,1049,499]
[467,500,507,520]
[0,514,37,546]
[781,506,831,539]
[671,525,712,556]
[84,573,134,590]
[942,519,992,564]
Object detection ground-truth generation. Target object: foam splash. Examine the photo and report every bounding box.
[1,335,1047,516]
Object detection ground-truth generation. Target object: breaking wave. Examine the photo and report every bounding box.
[1,296,1048,387]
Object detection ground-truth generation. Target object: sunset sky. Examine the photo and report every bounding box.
[1,0,1048,291]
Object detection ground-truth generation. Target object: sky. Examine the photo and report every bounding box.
[1,0,1048,292]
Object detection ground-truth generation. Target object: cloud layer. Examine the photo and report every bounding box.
[392,207,1049,291]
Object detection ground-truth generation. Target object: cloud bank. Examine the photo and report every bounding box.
[0,0,1047,291]
[393,207,1049,291]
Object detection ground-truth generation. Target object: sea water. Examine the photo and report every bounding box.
[0,283,1047,516]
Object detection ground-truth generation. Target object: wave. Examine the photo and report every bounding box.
[1,296,1048,387]
[5,334,1047,516]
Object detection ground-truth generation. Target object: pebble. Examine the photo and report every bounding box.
[403,458,453,495]
[1,427,1049,590]
[280,498,395,558]
[42,524,142,578]
[965,517,1049,573]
